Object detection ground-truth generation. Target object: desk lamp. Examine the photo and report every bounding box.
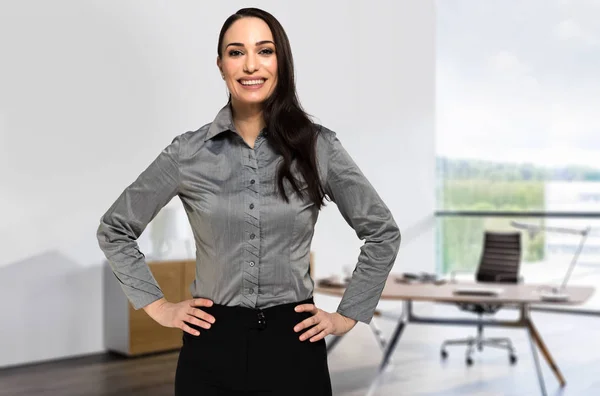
[511,221,591,301]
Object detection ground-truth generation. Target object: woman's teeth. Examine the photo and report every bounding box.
[240,79,265,86]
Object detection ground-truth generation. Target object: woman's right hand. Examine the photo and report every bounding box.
[143,297,216,336]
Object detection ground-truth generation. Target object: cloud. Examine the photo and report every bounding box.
[487,50,533,75]
[557,0,600,9]
[555,18,585,39]
[554,18,597,45]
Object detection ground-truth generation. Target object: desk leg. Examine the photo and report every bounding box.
[527,324,547,396]
[366,301,409,396]
[527,318,566,387]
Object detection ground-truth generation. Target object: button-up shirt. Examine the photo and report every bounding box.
[96,105,401,323]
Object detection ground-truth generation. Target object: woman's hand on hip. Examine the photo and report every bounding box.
[293,303,357,342]
[143,297,216,336]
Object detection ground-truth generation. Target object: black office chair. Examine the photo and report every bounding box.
[440,232,522,366]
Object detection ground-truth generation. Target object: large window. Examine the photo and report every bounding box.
[436,0,600,311]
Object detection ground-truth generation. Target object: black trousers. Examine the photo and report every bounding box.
[174,297,333,395]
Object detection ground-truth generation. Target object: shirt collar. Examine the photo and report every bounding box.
[204,103,269,142]
[205,104,236,142]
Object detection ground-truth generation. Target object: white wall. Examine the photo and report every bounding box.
[0,0,434,368]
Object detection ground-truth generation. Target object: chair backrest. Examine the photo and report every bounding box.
[476,232,522,283]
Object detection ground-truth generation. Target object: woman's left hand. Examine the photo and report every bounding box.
[293,303,357,342]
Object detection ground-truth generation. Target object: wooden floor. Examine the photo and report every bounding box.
[1,304,599,395]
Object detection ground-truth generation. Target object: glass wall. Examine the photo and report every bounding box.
[436,1,600,311]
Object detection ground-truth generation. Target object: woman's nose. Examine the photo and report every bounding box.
[244,54,258,72]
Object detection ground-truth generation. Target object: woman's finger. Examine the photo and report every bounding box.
[180,322,200,336]
[309,329,330,342]
[294,315,319,332]
[189,307,216,324]
[191,298,214,308]
[299,324,324,341]
[185,315,211,330]
[294,303,317,313]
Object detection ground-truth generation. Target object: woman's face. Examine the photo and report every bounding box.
[218,17,278,108]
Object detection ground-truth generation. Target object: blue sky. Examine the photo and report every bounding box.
[436,0,600,167]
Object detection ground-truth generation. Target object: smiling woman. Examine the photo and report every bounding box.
[217,18,278,109]
[96,6,401,396]
[214,8,322,205]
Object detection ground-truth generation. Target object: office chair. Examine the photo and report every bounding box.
[440,232,522,366]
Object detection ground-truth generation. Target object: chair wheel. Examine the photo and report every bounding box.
[441,350,448,359]
[466,357,473,366]
[510,355,517,365]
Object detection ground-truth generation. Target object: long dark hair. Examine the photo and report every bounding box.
[217,8,327,210]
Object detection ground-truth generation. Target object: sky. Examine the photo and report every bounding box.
[436,0,600,167]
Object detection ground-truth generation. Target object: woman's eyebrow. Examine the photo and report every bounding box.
[225,40,275,49]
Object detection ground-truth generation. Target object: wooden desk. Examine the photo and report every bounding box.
[316,276,595,396]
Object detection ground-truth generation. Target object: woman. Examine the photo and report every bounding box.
[97,7,401,396]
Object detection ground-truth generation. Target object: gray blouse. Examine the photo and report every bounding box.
[96,105,401,324]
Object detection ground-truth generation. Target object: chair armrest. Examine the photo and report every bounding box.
[450,270,473,283]
[494,274,524,283]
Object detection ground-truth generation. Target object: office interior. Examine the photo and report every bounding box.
[1,1,599,395]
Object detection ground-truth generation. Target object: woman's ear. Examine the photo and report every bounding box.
[216,56,223,78]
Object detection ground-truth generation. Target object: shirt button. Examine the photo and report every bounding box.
[250,233,256,240]
[249,288,254,294]
[250,179,256,184]
[249,261,255,267]
[249,203,254,209]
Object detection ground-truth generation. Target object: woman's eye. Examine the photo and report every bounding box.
[260,48,274,55]
[228,50,243,57]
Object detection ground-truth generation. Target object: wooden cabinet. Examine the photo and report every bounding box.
[103,259,196,356]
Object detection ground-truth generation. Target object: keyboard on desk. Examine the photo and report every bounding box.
[452,286,504,297]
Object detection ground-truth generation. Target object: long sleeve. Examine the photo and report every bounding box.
[96,136,182,310]
[323,131,401,324]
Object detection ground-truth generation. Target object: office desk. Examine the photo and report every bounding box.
[316,276,595,396]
